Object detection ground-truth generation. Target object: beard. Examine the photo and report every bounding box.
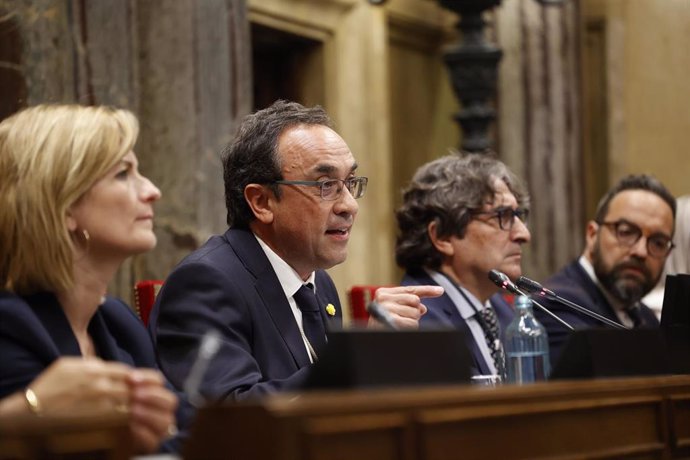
[591,238,659,305]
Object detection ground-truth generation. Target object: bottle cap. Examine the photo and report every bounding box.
[514,295,532,309]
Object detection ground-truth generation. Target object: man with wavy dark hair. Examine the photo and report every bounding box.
[536,174,675,365]
[395,153,531,378]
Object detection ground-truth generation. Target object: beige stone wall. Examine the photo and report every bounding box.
[583,0,690,199]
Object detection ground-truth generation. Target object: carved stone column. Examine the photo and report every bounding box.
[438,0,503,152]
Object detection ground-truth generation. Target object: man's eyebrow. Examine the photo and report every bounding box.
[313,162,359,175]
[650,231,673,240]
[617,218,672,239]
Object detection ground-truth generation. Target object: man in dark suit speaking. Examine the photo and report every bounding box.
[149,100,442,402]
[536,175,676,365]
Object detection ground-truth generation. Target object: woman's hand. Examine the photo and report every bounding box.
[24,357,132,413]
[1,357,179,455]
[126,369,179,454]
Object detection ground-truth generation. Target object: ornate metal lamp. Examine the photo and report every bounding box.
[438,0,503,152]
[436,0,565,152]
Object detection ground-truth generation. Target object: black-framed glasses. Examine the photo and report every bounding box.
[471,207,529,231]
[273,176,368,201]
[597,219,674,259]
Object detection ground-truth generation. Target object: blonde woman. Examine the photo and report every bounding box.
[0,105,180,454]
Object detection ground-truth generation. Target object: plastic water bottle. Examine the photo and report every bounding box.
[505,295,550,384]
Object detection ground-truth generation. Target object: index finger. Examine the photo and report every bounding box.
[384,285,444,299]
[76,358,133,380]
[128,369,166,387]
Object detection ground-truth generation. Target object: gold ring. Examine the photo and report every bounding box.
[115,403,129,414]
[24,388,43,416]
[167,424,179,438]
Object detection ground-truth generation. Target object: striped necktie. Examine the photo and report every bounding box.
[478,306,506,378]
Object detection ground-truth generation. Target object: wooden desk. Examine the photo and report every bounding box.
[185,375,690,459]
[0,411,131,460]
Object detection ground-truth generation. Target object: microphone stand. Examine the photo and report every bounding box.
[529,297,575,331]
[517,277,629,330]
[367,301,400,330]
[184,329,222,407]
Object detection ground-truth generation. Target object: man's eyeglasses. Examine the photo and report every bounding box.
[471,207,529,231]
[597,219,674,259]
[273,176,368,201]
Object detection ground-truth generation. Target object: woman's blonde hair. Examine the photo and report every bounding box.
[0,104,139,295]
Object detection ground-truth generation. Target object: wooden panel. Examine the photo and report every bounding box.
[185,375,690,460]
[388,32,457,211]
[304,414,411,460]
[0,412,131,460]
[419,400,665,459]
[582,18,610,224]
[669,393,690,456]
[582,0,690,198]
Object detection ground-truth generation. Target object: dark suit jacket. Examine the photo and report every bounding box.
[401,270,515,376]
[0,291,160,397]
[535,260,659,366]
[0,290,190,452]
[149,228,342,402]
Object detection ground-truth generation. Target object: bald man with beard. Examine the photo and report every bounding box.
[535,175,676,366]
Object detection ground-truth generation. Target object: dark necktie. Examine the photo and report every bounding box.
[293,284,327,359]
[478,306,506,378]
[626,305,646,328]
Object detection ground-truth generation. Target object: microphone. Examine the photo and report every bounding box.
[366,301,399,330]
[184,329,222,407]
[488,269,522,296]
[516,276,628,330]
[515,276,557,298]
[488,269,574,331]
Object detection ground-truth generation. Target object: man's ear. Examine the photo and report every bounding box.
[244,184,274,224]
[428,221,454,257]
[584,220,599,256]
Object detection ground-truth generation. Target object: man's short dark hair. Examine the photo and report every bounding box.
[594,174,676,225]
[221,100,333,228]
[395,153,529,271]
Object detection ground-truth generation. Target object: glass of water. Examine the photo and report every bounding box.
[471,374,502,387]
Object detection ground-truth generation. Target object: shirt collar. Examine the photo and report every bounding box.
[425,268,490,319]
[254,234,316,299]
